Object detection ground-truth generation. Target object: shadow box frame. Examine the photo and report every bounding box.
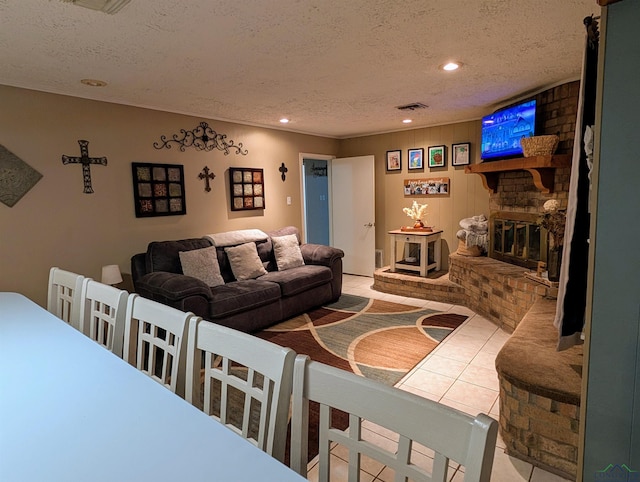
[131,162,186,218]
[229,167,265,211]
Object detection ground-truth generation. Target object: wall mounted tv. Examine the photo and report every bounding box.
[480,99,536,161]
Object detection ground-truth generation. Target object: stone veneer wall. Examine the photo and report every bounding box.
[500,378,580,479]
[448,254,556,332]
[496,298,582,480]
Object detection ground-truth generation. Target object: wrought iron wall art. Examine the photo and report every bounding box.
[279,162,288,182]
[229,167,264,211]
[153,121,248,155]
[131,162,186,217]
[0,144,43,207]
[62,140,107,193]
[198,166,215,192]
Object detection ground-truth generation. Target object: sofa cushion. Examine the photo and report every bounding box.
[146,238,213,274]
[209,280,281,318]
[259,265,332,297]
[179,246,225,287]
[272,234,305,271]
[224,242,268,280]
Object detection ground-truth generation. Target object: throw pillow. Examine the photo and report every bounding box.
[179,246,225,287]
[224,242,268,280]
[272,234,305,271]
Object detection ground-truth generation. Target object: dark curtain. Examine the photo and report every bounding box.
[554,16,599,351]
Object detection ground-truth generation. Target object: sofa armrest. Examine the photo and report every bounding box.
[300,244,344,302]
[131,253,147,290]
[300,244,344,267]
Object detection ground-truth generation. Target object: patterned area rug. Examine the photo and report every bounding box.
[256,294,468,386]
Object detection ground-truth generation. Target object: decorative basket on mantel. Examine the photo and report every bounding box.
[520,135,559,157]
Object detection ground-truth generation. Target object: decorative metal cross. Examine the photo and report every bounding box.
[279,162,288,182]
[62,140,107,194]
[198,166,215,192]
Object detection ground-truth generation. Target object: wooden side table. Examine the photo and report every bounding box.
[388,229,443,277]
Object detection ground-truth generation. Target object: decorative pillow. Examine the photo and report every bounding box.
[224,242,268,280]
[272,234,305,271]
[179,246,225,287]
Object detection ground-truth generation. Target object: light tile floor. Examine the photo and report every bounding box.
[305,274,571,482]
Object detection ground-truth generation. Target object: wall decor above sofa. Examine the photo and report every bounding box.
[131,162,186,217]
[153,121,248,155]
[229,167,265,211]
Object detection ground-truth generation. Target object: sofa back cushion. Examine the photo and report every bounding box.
[146,238,213,274]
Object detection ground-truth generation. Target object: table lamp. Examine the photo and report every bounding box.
[101,264,123,286]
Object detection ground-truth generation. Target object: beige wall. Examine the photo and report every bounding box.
[338,122,489,268]
[0,85,489,306]
[0,85,338,305]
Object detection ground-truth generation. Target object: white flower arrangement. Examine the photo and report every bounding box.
[403,201,428,222]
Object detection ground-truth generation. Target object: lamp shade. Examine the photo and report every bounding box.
[101,264,123,285]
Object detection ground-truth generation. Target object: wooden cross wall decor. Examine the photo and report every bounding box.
[62,140,107,194]
[198,166,215,192]
[279,162,288,182]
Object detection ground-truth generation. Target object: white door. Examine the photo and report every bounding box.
[330,156,375,276]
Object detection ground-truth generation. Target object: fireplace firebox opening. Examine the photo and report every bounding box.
[490,211,548,269]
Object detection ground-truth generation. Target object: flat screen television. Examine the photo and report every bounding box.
[480,99,536,161]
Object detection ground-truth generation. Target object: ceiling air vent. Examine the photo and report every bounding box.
[396,102,428,111]
[61,0,131,14]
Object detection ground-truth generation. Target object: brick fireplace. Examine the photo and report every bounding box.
[470,81,578,269]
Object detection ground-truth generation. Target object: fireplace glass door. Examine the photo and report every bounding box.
[490,212,547,269]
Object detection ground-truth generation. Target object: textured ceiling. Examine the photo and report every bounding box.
[0,0,599,138]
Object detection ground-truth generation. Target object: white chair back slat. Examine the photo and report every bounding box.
[79,280,128,357]
[47,267,87,329]
[185,319,295,464]
[123,293,193,396]
[290,355,498,482]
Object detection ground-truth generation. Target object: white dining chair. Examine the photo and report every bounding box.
[47,267,88,330]
[79,279,128,357]
[185,319,295,464]
[290,355,498,482]
[123,293,194,396]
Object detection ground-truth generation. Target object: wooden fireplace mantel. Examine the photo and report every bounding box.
[464,155,571,193]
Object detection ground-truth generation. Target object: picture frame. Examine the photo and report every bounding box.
[229,167,265,211]
[131,162,186,218]
[403,177,450,196]
[452,142,471,166]
[386,150,402,172]
[428,145,446,168]
[407,148,424,170]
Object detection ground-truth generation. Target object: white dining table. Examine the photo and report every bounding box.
[0,292,305,482]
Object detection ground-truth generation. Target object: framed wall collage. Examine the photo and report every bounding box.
[229,167,265,211]
[131,162,186,217]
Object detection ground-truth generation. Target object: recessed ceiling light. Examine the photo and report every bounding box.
[441,62,462,71]
[402,119,412,124]
[279,118,290,124]
[80,78,107,87]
